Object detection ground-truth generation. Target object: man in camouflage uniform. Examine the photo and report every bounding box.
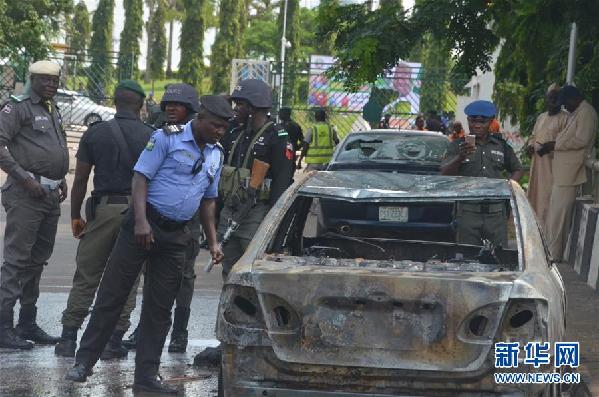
[0,60,69,349]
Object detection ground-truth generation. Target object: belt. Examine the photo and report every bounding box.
[146,203,188,230]
[27,172,61,191]
[96,195,130,205]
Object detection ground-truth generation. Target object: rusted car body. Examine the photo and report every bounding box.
[216,171,566,396]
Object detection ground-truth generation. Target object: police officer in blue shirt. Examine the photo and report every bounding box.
[65,95,233,395]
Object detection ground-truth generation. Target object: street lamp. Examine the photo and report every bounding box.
[279,0,290,109]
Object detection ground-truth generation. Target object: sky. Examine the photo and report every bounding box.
[83,0,415,71]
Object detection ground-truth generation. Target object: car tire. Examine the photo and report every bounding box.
[84,113,102,126]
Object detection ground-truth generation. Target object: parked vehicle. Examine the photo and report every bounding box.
[55,89,116,126]
[217,171,566,397]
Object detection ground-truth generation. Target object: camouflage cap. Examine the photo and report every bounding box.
[115,79,146,98]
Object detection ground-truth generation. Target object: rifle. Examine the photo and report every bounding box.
[204,219,240,273]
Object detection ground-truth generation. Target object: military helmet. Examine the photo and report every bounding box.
[160,83,200,112]
[230,79,272,109]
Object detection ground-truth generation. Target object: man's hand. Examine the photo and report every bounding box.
[20,178,47,199]
[525,145,535,158]
[134,217,154,250]
[59,179,68,202]
[71,218,86,238]
[537,141,556,157]
[209,242,224,264]
[458,142,476,160]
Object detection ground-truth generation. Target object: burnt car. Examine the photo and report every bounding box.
[217,171,566,397]
[326,130,450,174]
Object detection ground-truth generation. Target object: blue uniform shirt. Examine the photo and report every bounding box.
[134,121,223,222]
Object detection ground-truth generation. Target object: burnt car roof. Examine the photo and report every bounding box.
[353,129,446,136]
[298,171,512,201]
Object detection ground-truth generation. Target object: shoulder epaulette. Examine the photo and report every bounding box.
[9,94,29,103]
[215,142,224,151]
[163,124,184,135]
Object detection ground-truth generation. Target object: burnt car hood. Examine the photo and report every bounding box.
[247,259,521,372]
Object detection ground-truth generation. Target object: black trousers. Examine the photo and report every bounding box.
[75,208,189,380]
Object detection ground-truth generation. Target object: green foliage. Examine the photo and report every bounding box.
[210,0,244,92]
[69,2,91,59]
[88,0,115,101]
[0,0,73,60]
[148,0,167,80]
[419,34,451,114]
[118,0,144,79]
[179,0,206,89]
[317,0,417,89]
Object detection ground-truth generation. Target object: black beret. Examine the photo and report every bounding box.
[200,95,234,120]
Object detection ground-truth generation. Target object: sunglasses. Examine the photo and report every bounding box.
[191,151,206,176]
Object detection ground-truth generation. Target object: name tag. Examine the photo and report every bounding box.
[491,150,504,158]
[34,115,50,122]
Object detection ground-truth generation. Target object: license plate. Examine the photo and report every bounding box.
[378,206,408,222]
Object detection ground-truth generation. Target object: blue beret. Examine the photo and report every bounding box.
[464,100,497,117]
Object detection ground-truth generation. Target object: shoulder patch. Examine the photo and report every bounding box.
[163,124,184,135]
[1,103,12,114]
[9,94,29,103]
[145,136,156,151]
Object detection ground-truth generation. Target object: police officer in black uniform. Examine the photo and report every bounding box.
[65,95,233,394]
[194,79,294,365]
[123,83,203,353]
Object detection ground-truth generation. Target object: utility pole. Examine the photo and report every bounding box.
[279,0,289,109]
[566,22,577,85]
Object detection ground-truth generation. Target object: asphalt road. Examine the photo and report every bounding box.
[0,173,225,397]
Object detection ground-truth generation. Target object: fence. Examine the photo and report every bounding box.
[266,60,464,140]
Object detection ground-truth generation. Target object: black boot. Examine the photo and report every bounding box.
[0,309,33,349]
[65,363,93,382]
[54,327,77,357]
[168,307,190,353]
[15,305,59,345]
[100,329,128,360]
[193,344,222,366]
[122,325,139,350]
[133,375,179,395]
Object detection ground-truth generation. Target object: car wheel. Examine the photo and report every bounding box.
[84,113,102,126]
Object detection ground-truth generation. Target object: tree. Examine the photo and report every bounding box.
[277,0,300,105]
[0,0,74,61]
[419,34,451,114]
[165,0,184,77]
[148,0,167,80]
[118,0,144,80]
[88,0,115,101]
[244,0,278,59]
[179,0,205,88]
[69,1,91,60]
[210,0,244,93]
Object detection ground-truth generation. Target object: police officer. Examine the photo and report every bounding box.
[65,96,232,394]
[123,83,202,353]
[440,100,523,247]
[278,106,303,153]
[54,80,153,359]
[194,79,294,365]
[0,60,68,349]
[297,107,339,171]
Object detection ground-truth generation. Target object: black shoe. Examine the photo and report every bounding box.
[15,324,59,345]
[55,338,77,357]
[0,327,34,350]
[133,376,178,394]
[168,330,188,353]
[193,345,222,366]
[100,341,128,360]
[65,363,93,382]
[122,326,138,350]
